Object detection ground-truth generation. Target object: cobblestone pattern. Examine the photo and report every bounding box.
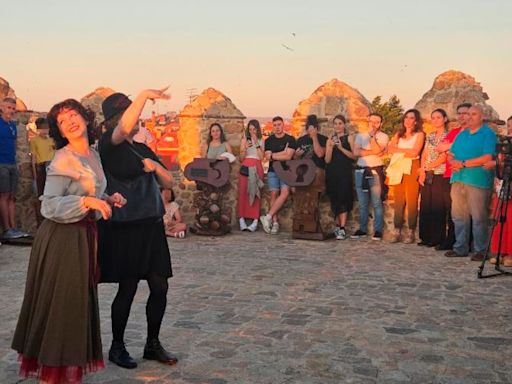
[1,231,512,383]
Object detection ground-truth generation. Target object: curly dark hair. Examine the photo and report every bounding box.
[397,108,423,138]
[47,99,96,149]
[207,123,227,144]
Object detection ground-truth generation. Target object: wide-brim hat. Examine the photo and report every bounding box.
[102,92,132,122]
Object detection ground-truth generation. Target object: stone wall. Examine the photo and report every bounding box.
[81,87,116,125]
[175,88,245,226]
[291,78,373,137]
[0,76,27,112]
[415,70,500,133]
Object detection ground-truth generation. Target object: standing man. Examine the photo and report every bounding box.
[445,105,496,260]
[351,113,389,240]
[260,116,296,234]
[435,102,471,250]
[0,97,28,239]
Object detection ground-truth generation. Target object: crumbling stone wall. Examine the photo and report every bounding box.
[175,88,245,226]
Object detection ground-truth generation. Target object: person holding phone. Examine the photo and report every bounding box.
[325,114,356,240]
[238,119,264,231]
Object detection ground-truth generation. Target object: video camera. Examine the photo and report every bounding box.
[496,136,512,156]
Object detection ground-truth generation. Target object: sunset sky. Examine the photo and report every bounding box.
[2,0,511,119]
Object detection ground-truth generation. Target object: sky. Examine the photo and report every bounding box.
[1,0,511,119]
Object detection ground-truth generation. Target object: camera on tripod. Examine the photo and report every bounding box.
[495,136,512,181]
[496,136,512,156]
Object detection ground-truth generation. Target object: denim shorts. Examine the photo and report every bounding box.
[267,171,288,191]
[0,164,18,194]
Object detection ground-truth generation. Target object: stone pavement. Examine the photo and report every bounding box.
[1,231,512,384]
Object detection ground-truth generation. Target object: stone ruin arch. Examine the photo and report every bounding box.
[291,78,372,138]
[174,88,245,225]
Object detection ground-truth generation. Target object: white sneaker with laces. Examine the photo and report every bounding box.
[248,220,258,232]
[336,228,346,240]
[270,222,279,235]
[260,215,272,234]
[239,218,248,231]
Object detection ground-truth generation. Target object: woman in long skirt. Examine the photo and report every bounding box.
[12,99,126,383]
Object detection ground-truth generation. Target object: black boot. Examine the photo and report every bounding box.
[143,338,178,365]
[108,340,137,369]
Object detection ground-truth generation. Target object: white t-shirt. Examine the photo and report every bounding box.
[355,131,389,167]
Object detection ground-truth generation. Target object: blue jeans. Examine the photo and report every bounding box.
[355,169,384,233]
[267,171,288,191]
[451,182,491,255]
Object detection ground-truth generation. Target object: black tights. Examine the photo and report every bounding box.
[111,273,169,342]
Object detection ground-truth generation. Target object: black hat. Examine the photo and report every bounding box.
[102,93,132,122]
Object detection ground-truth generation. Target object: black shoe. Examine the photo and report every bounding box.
[143,339,178,365]
[471,253,487,262]
[444,250,468,258]
[372,231,383,241]
[436,243,452,251]
[350,229,367,239]
[417,241,429,246]
[427,242,439,248]
[109,341,137,369]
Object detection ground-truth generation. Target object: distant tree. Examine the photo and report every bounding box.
[370,95,403,136]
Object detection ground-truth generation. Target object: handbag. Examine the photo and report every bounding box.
[106,142,165,222]
[239,165,249,177]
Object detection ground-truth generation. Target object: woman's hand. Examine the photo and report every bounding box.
[107,192,127,208]
[83,197,112,220]
[418,168,426,186]
[142,158,158,172]
[144,86,171,103]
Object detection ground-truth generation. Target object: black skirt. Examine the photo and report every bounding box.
[98,217,172,283]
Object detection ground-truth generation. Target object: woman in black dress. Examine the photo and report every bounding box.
[325,115,356,240]
[98,88,178,369]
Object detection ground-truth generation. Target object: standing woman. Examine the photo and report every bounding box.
[201,123,233,160]
[325,115,356,240]
[387,109,425,243]
[98,89,178,369]
[418,109,449,247]
[12,99,126,383]
[237,119,264,231]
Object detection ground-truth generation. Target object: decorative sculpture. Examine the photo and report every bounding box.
[274,159,327,240]
[184,158,231,235]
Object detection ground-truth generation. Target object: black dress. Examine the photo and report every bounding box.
[325,135,354,215]
[98,129,172,283]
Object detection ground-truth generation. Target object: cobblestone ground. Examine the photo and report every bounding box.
[1,231,512,384]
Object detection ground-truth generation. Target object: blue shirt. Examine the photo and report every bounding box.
[450,124,496,189]
[0,117,17,164]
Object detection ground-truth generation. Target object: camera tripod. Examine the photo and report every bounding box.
[478,166,511,278]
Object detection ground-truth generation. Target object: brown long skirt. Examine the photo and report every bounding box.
[11,218,103,383]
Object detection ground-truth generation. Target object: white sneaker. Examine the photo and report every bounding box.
[260,215,272,234]
[239,218,248,231]
[248,220,258,232]
[335,228,346,240]
[270,222,280,235]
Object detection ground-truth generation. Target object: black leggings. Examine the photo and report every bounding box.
[111,273,169,342]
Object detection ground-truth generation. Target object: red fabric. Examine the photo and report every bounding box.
[19,354,104,384]
[491,196,512,255]
[443,127,462,178]
[237,158,264,219]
